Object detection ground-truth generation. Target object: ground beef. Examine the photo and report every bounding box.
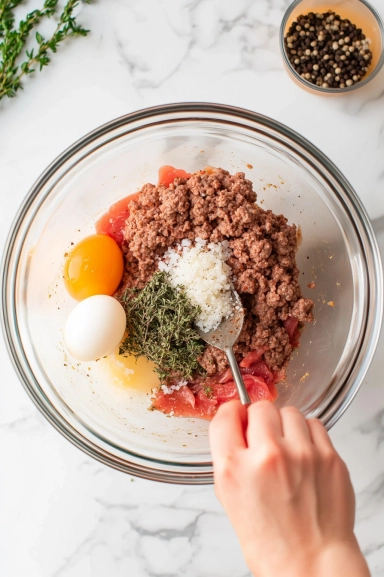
[122,168,313,376]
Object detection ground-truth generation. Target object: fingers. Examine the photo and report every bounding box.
[306,418,335,452]
[280,406,312,446]
[246,400,283,447]
[209,400,248,459]
[211,400,333,461]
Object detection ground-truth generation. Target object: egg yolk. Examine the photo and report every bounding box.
[64,234,124,301]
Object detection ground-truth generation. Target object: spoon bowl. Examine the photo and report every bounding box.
[196,291,251,405]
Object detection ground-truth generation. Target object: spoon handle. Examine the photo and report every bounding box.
[224,347,251,406]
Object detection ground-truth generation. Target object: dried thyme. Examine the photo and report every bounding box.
[118,272,205,383]
[202,384,213,399]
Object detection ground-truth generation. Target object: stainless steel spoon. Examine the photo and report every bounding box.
[196,291,251,405]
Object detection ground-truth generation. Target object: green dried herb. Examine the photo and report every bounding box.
[0,0,90,101]
[119,272,206,384]
[202,384,213,399]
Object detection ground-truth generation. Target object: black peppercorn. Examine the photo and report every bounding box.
[284,10,373,89]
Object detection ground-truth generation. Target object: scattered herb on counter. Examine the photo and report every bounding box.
[0,0,91,101]
[284,11,373,89]
[119,272,206,384]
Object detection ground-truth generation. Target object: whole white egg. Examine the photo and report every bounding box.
[64,295,126,362]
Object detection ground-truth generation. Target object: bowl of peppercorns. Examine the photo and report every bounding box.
[280,0,384,93]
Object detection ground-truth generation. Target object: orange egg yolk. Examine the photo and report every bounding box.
[64,234,124,301]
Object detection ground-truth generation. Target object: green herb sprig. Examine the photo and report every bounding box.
[119,272,206,384]
[0,0,90,101]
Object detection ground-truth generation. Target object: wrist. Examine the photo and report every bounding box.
[311,540,370,577]
[248,538,370,577]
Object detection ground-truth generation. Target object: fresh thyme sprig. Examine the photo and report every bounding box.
[0,0,90,101]
[119,272,206,384]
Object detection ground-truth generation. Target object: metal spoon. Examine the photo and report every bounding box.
[196,291,251,405]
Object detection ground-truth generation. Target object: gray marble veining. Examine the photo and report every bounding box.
[1,1,384,575]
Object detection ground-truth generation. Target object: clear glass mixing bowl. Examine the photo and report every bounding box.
[1,103,382,484]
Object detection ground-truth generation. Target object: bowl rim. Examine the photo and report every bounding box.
[1,102,383,484]
[279,0,384,94]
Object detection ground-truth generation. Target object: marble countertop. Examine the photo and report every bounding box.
[1,1,384,576]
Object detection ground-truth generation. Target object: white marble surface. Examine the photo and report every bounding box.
[1,1,384,576]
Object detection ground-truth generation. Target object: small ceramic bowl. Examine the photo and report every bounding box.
[280,0,384,94]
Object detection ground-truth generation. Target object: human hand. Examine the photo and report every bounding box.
[209,401,370,577]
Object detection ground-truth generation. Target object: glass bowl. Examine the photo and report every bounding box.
[280,0,384,94]
[1,103,382,484]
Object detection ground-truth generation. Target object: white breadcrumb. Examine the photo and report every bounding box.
[159,240,234,332]
[161,379,188,395]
